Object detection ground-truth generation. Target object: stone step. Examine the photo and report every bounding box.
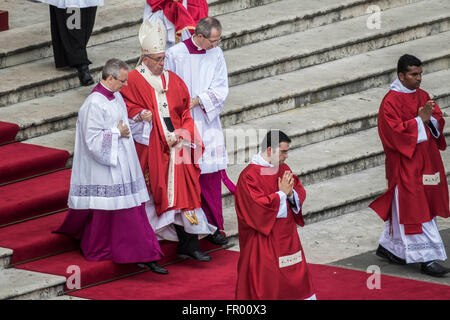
[225,68,450,164]
[209,0,281,16]
[0,0,144,69]
[222,149,450,237]
[218,0,420,50]
[0,36,141,108]
[0,247,13,270]
[221,31,450,128]
[225,0,450,86]
[2,33,449,143]
[24,129,76,167]
[0,0,420,108]
[22,110,450,216]
[0,268,66,300]
[0,0,264,69]
[222,120,450,205]
[45,295,88,300]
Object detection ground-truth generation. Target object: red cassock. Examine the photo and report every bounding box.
[121,69,204,216]
[234,163,315,300]
[147,0,208,41]
[370,88,450,234]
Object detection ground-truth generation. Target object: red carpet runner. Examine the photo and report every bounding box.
[0,121,19,144]
[66,250,450,300]
[0,142,69,184]
[2,120,450,300]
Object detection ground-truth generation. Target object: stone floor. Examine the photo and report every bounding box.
[228,208,450,286]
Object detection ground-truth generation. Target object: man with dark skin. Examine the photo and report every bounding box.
[371,54,450,277]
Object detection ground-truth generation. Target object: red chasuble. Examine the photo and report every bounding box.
[234,163,315,300]
[121,69,204,216]
[370,88,449,234]
[146,0,208,42]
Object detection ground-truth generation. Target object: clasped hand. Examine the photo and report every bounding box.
[136,110,153,122]
[167,134,182,148]
[418,100,435,124]
[278,171,294,197]
[117,120,130,138]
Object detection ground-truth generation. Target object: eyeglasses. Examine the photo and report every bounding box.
[114,77,127,84]
[205,37,221,45]
[145,55,166,63]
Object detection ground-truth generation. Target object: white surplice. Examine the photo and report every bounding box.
[143,0,192,50]
[68,89,149,210]
[378,78,447,263]
[165,38,229,174]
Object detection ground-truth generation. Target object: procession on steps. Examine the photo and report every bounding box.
[0,0,449,301]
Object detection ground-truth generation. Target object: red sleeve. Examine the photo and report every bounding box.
[424,91,446,151]
[280,164,307,227]
[235,168,280,237]
[147,0,196,37]
[378,94,418,159]
[120,72,146,119]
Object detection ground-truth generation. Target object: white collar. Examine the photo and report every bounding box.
[390,78,416,93]
[251,153,274,167]
[191,36,205,51]
[100,81,114,92]
[141,63,153,75]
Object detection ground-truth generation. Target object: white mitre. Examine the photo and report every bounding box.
[139,19,167,55]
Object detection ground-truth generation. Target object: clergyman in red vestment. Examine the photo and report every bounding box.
[144,0,208,49]
[370,54,450,277]
[121,19,217,262]
[234,130,316,300]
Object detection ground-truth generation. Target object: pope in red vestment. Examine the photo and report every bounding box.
[369,82,449,235]
[234,131,315,300]
[121,67,204,217]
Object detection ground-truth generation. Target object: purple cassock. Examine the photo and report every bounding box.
[199,170,236,231]
[54,82,163,264]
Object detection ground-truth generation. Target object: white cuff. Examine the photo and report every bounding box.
[428,116,440,138]
[109,127,120,167]
[289,190,302,214]
[276,191,288,218]
[415,117,428,144]
[142,121,152,140]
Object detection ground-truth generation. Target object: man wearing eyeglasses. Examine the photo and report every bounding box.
[55,58,167,275]
[165,17,232,246]
[121,19,218,263]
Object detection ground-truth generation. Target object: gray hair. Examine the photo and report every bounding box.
[195,17,222,38]
[102,58,129,80]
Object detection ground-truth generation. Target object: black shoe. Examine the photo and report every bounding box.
[77,64,94,86]
[177,250,212,261]
[206,229,229,245]
[376,245,406,265]
[420,261,450,277]
[137,261,169,274]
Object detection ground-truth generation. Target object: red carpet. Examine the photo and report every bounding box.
[66,250,450,300]
[15,237,221,291]
[0,169,71,226]
[0,211,78,265]
[0,121,19,144]
[0,142,69,184]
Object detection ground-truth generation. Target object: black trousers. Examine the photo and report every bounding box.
[49,5,97,68]
[174,224,200,254]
